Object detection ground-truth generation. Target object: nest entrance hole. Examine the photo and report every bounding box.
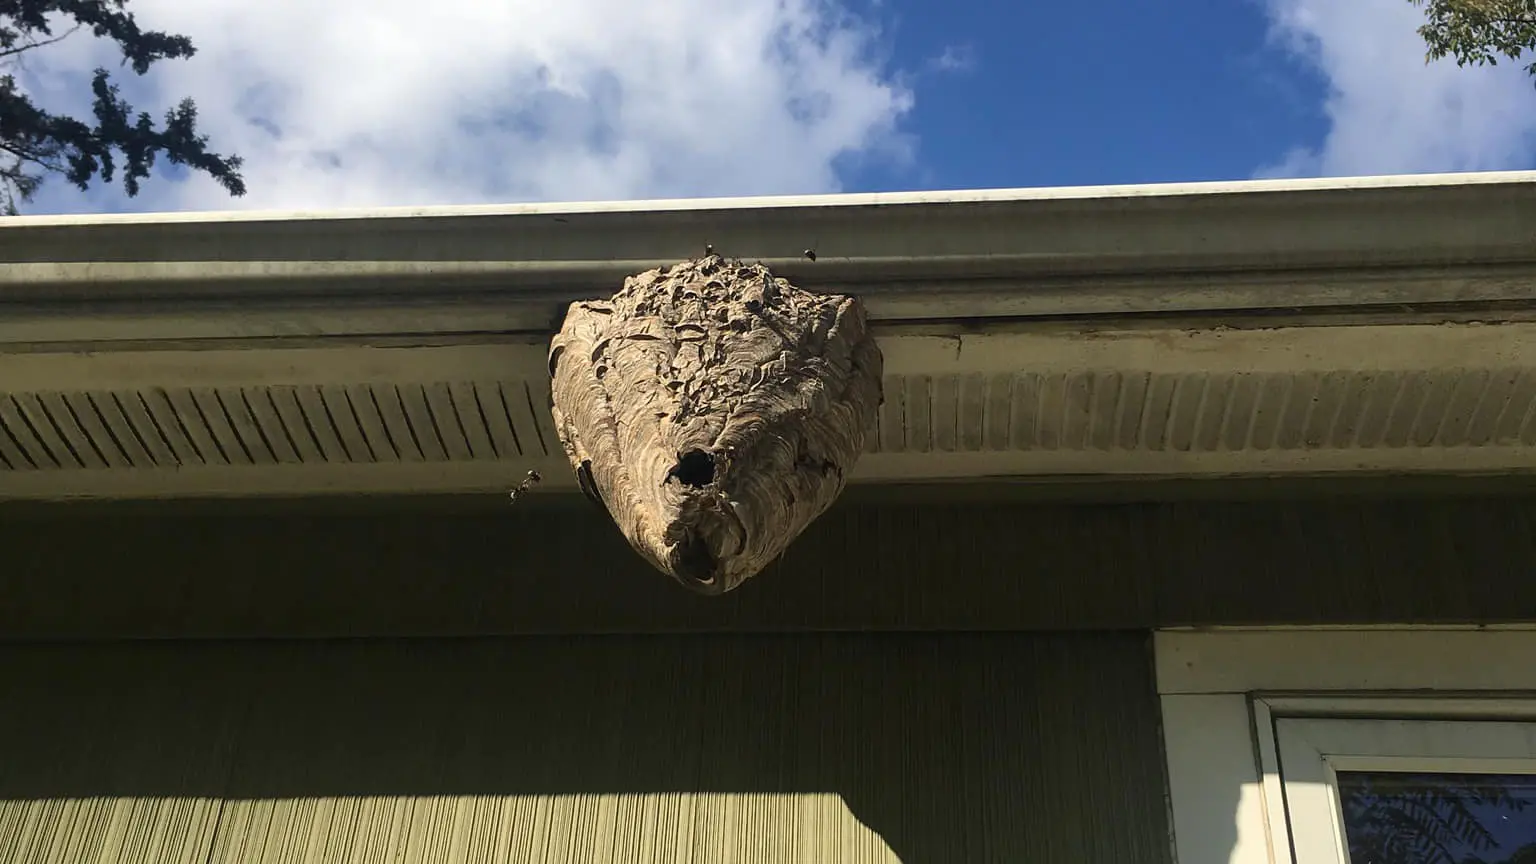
[671,449,716,488]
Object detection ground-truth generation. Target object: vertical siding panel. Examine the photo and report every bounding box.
[0,635,1170,864]
[0,645,238,864]
[8,496,1536,637]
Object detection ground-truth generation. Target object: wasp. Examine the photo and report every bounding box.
[508,469,542,504]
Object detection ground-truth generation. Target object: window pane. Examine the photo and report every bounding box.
[1337,772,1536,864]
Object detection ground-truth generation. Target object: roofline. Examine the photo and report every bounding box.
[6,169,1536,227]
[3,170,1536,344]
[6,172,1536,500]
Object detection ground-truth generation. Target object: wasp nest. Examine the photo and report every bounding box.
[549,255,883,595]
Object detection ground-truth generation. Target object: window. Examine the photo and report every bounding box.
[1156,629,1536,864]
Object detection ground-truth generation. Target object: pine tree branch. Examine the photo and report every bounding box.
[0,23,80,61]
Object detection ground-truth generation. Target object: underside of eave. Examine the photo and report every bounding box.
[1,317,1534,501]
[6,172,1536,501]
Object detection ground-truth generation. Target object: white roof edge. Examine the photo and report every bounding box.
[6,170,1536,228]
[4,169,1536,329]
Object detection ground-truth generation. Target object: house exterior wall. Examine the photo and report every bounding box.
[9,173,1536,862]
[0,633,1171,863]
[6,486,1536,861]
[4,486,1535,639]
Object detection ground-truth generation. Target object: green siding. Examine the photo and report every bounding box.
[0,634,1169,863]
[3,491,1535,638]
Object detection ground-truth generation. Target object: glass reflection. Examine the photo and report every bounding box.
[1337,772,1536,864]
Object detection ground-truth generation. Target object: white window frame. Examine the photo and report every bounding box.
[1156,627,1536,864]
[1271,714,1536,862]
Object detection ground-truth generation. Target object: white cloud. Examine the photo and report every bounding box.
[926,44,977,75]
[18,0,913,213]
[1260,0,1536,177]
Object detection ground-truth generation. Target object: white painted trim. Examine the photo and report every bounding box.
[13,323,1530,386]
[10,445,1536,501]
[7,172,1536,331]
[9,323,1536,500]
[0,461,553,500]
[853,448,1536,479]
[1156,630,1536,863]
[1158,624,1536,632]
[10,170,1536,227]
[1252,698,1295,864]
[1259,696,1536,718]
[6,268,1533,342]
[1160,695,1276,864]
[1156,630,1536,695]
[1271,714,1350,864]
[1272,712,1536,864]
[0,343,550,389]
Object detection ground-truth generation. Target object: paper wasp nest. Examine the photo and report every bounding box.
[548,255,883,595]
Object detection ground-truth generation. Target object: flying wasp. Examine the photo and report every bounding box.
[508,469,542,504]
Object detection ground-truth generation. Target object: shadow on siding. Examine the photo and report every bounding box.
[0,633,1172,863]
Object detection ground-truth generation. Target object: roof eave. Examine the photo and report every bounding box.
[5,172,1536,501]
[4,171,1536,342]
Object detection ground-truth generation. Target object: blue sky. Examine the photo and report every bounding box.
[17,0,1536,214]
[844,0,1332,191]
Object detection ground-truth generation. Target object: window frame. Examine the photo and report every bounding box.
[1271,713,1536,863]
[1155,627,1536,864]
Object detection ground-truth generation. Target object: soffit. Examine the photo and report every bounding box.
[7,173,1536,500]
[1,320,1532,501]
